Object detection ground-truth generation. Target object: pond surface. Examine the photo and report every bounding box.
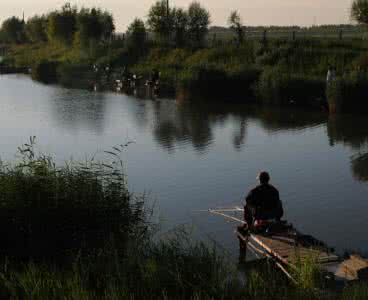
[1,74,368,258]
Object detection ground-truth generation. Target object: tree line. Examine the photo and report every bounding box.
[0,1,238,51]
[1,0,368,53]
[126,0,211,50]
[0,1,211,50]
[0,3,114,50]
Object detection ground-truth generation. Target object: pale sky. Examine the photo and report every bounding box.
[1,0,354,32]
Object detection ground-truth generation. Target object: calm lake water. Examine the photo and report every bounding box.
[1,74,368,258]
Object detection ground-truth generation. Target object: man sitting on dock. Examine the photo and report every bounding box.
[243,171,283,227]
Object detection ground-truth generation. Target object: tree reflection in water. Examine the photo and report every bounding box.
[327,114,368,182]
[50,88,108,135]
[46,85,368,183]
[351,152,368,182]
[327,115,368,149]
[151,99,326,153]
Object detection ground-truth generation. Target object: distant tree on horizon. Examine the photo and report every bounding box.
[172,7,189,47]
[47,3,77,46]
[228,10,244,45]
[126,18,147,54]
[75,8,114,50]
[25,15,48,43]
[351,0,368,25]
[0,16,26,44]
[147,0,174,43]
[187,2,210,48]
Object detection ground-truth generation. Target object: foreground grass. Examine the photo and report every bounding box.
[0,251,367,299]
[0,139,366,299]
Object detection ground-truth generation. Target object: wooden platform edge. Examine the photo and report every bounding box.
[238,229,368,282]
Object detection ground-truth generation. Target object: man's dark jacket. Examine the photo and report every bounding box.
[245,183,283,221]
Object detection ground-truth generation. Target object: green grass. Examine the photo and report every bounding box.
[0,137,145,262]
[4,37,368,112]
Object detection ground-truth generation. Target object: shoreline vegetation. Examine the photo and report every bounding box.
[0,138,365,299]
[1,2,368,113]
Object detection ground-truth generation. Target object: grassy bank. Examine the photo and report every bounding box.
[2,1,368,113]
[0,139,365,299]
[131,39,368,113]
[5,38,368,112]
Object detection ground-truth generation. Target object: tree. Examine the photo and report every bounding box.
[74,8,114,53]
[147,0,174,42]
[25,15,48,43]
[228,10,244,45]
[187,2,210,47]
[47,3,77,46]
[126,18,147,53]
[351,0,368,24]
[98,11,115,42]
[172,8,189,47]
[0,17,26,44]
[75,8,103,49]
[75,8,114,48]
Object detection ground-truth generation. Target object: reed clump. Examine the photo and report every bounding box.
[0,137,145,262]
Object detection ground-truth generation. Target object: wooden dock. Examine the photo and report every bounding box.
[207,208,368,282]
[237,225,367,282]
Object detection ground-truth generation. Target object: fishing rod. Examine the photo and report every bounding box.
[207,209,246,225]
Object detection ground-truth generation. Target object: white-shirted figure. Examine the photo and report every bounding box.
[327,66,336,83]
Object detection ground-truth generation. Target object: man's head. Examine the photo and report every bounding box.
[257,171,270,184]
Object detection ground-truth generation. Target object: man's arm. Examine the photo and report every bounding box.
[245,189,255,206]
[274,188,283,220]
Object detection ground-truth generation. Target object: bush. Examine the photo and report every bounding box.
[0,138,145,262]
[132,45,258,96]
[327,74,368,113]
[256,40,364,77]
[31,59,59,83]
[255,67,325,106]
[57,62,95,88]
[180,65,260,99]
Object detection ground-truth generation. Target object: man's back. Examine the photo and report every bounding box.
[246,183,283,220]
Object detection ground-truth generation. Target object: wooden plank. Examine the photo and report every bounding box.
[335,255,368,280]
[250,233,339,267]
[247,241,298,284]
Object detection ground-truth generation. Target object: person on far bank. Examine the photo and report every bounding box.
[326,66,336,84]
[243,171,283,227]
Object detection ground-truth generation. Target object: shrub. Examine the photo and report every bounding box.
[255,67,325,106]
[57,62,95,88]
[0,138,145,262]
[180,65,260,100]
[31,59,59,83]
[327,74,368,113]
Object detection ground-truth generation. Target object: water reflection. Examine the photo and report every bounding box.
[150,100,327,153]
[253,107,326,133]
[151,100,214,153]
[28,78,368,184]
[232,119,247,151]
[351,152,368,182]
[327,115,368,149]
[326,115,368,182]
[49,88,108,134]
